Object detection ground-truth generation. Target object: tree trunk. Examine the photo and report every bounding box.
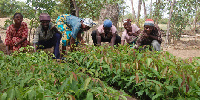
[131,0,136,21]
[137,0,142,26]
[150,0,153,19]
[72,0,79,17]
[165,0,175,46]
[154,0,160,24]
[70,0,76,16]
[99,4,119,28]
[193,7,199,34]
[143,0,147,19]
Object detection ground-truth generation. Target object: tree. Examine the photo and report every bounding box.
[0,0,25,18]
[165,0,175,45]
[142,0,147,19]
[137,0,142,26]
[169,0,200,41]
[131,0,136,21]
[99,4,119,27]
[150,0,153,19]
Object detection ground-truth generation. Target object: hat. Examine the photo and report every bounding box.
[124,19,131,23]
[83,18,95,27]
[39,13,51,22]
[103,19,112,28]
[144,19,154,26]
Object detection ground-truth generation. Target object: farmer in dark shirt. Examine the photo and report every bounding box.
[136,19,162,51]
[33,13,62,59]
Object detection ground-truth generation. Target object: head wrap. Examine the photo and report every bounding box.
[83,18,95,27]
[123,19,131,23]
[144,19,154,26]
[39,13,51,22]
[103,19,112,28]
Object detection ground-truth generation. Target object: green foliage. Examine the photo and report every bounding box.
[0,46,126,100]
[169,0,200,39]
[152,0,166,24]
[63,44,200,99]
[4,19,13,29]
[1,45,200,99]
[57,0,125,20]
[159,18,168,24]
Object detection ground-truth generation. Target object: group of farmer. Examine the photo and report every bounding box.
[4,13,162,59]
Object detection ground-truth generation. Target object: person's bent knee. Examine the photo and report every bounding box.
[151,40,160,45]
[151,40,161,51]
[91,30,97,36]
[55,33,61,39]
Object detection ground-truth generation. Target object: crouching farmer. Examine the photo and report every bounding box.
[135,19,162,51]
[33,13,62,59]
[91,19,121,46]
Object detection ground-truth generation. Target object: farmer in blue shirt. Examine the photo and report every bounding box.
[56,14,95,56]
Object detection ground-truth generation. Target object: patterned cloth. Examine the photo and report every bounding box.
[56,14,83,46]
[136,24,162,47]
[121,24,140,44]
[97,24,117,39]
[5,22,29,51]
[32,22,55,43]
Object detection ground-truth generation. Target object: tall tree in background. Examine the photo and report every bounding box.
[150,0,153,19]
[70,0,76,16]
[142,0,147,19]
[165,0,175,45]
[137,0,142,26]
[71,0,79,17]
[99,4,119,27]
[0,0,24,18]
[170,0,200,41]
[131,0,136,22]
[193,2,200,33]
[154,0,160,24]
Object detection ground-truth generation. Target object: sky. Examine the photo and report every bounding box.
[16,0,168,18]
[124,0,168,18]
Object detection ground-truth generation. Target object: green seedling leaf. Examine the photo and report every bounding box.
[85,92,93,100]
[1,92,7,100]
[152,93,163,100]
[71,72,78,81]
[84,78,91,90]
[165,86,174,93]
[146,58,153,67]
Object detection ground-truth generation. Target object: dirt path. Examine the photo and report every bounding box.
[163,48,200,59]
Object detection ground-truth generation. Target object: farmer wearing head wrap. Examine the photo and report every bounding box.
[33,13,62,59]
[91,19,121,46]
[56,14,95,56]
[135,19,162,51]
[121,19,140,47]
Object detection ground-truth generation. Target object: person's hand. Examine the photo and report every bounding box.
[143,33,149,38]
[14,42,19,46]
[127,32,133,36]
[7,50,11,55]
[80,40,86,45]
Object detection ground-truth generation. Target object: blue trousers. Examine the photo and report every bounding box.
[37,33,61,59]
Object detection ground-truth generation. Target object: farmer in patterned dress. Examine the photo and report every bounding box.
[91,19,121,46]
[33,13,62,59]
[5,13,30,55]
[56,14,95,55]
[121,19,140,48]
[135,19,162,51]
